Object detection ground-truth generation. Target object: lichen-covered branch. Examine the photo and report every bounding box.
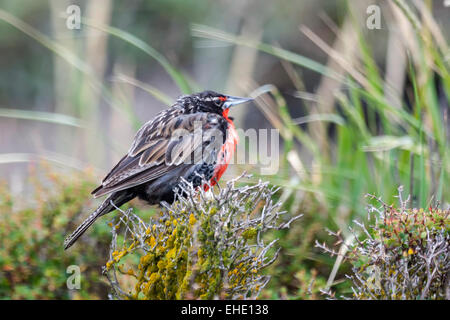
[102,174,301,300]
[318,188,449,300]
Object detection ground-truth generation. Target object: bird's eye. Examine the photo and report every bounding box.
[214,96,227,107]
[214,98,222,106]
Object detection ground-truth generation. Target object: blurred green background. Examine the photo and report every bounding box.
[0,0,448,299]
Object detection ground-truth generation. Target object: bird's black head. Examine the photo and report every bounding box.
[180,90,253,115]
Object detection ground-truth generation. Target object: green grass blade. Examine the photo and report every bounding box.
[0,9,139,128]
[0,152,89,171]
[111,74,174,106]
[191,24,345,83]
[0,9,93,75]
[84,18,192,94]
[0,108,84,127]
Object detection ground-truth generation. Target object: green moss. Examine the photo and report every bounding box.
[0,165,117,299]
[242,228,257,240]
[104,177,295,300]
[348,205,449,300]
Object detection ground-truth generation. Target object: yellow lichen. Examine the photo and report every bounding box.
[148,236,156,247]
[242,228,257,240]
[103,179,287,300]
[189,213,196,225]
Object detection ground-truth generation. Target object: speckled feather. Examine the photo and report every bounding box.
[64,91,241,250]
[92,106,228,197]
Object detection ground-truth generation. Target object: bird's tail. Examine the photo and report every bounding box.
[63,191,135,250]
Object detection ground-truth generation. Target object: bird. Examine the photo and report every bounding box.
[63,90,253,250]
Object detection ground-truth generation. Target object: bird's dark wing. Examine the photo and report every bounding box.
[91,111,226,198]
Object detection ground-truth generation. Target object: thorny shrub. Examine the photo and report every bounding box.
[318,188,450,300]
[103,174,302,300]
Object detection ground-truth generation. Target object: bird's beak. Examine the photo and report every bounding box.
[223,95,253,109]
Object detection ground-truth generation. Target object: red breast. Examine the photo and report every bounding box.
[205,108,238,189]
